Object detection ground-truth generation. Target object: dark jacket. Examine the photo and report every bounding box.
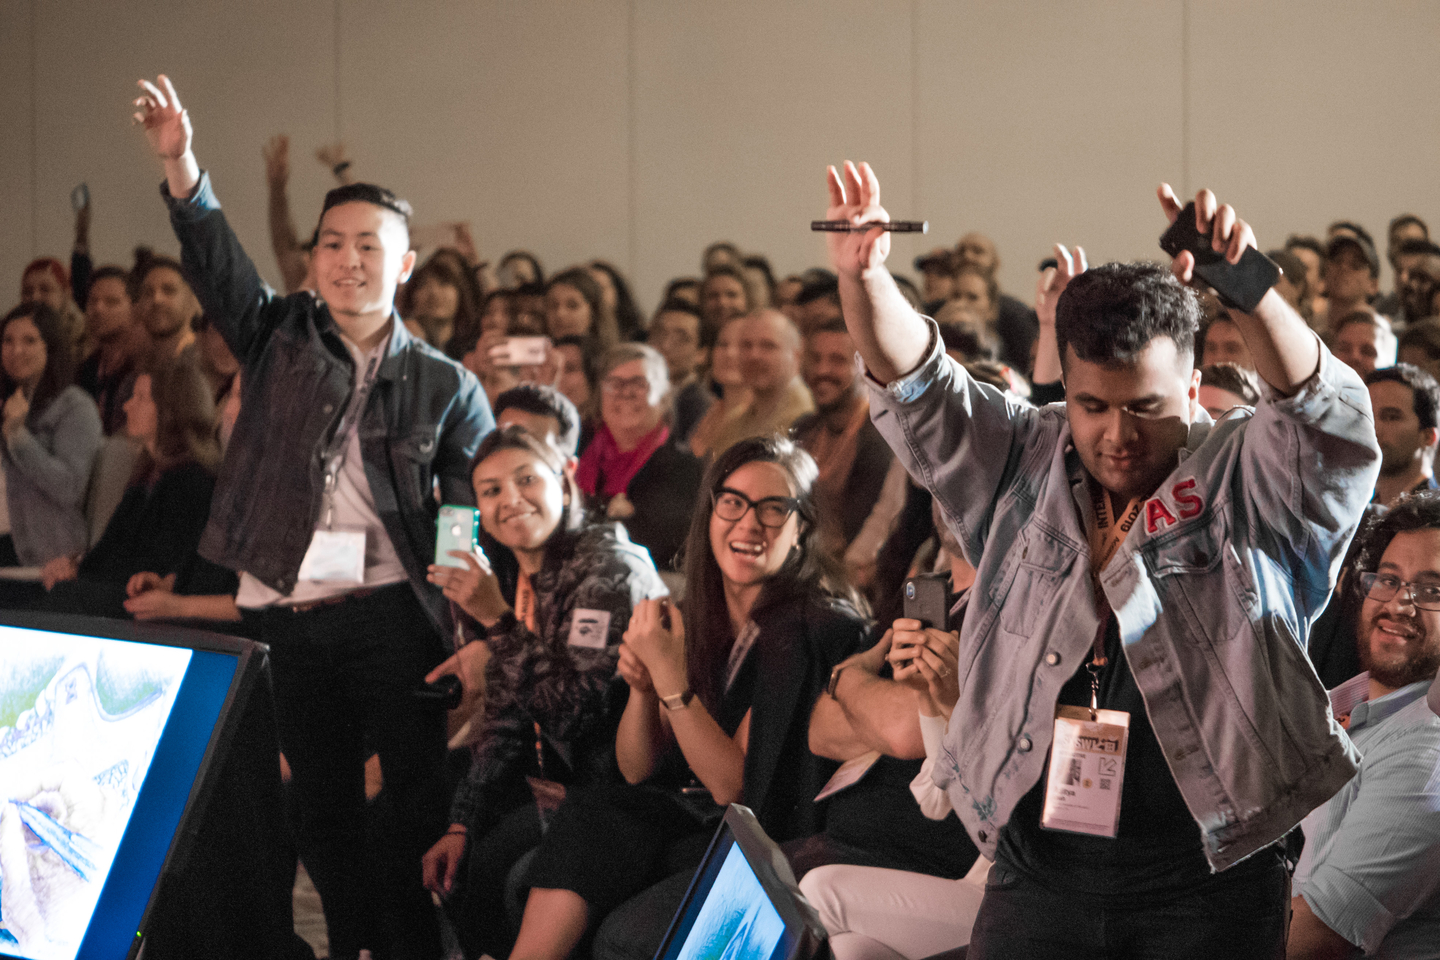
[449,522,667,831]
[791,409,894,549]
[79,461,215,583]
[163,173,494,637]
[618,442,705,571]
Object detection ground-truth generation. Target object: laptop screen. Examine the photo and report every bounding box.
[0,616,256,960]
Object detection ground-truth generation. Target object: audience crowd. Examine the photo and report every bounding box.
[0,73,1436,960]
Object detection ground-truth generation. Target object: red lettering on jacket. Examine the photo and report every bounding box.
[1172,478,1204,519]
[1145,498,1178,534]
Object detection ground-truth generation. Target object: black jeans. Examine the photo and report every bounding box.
[966,857,1289,960]
[257,584,448,960]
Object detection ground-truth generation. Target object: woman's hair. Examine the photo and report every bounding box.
[547,268,619,351]
[589,260,644,343]
[140,359,221,478]
[680,434,865,711]
[402,252,481,361]
[500,250,545,287]
[469,424,585,537]
[952,264,999,318]
[0,302,76,422]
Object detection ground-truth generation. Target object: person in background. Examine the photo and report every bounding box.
[1286,234,1329,325]
[261,134,312,295]
[1395,240,1440,328]
[660,276,701,309]
[21,257,88,359]
[741,254,777,310]
[701,240,742,274]
[1269,249,1314,324]
[577,343,703,571]
[708,308,813,456]
[403,252,479,357]
[511,435,868,960]
[1198,362,1261,420]
[1376,214,1430,318]
[792,317,893,559]
[498,250,544,289]
[75,264,147,434]
[40,360,225,616]
[699,264,752,342]
[792,274,845,333]
[646,299,712,445]
[952,232,1039,372]
[495,383,582,462]
[1366,364,1440,507]
[589,260,645,343]
[774,273,807,316]
[1199,312,1256,371]
[1400,318,1440,383]
[687,314,750,459]
[0,302,103,591]
[1333,310,1398,378]
[1288,495,1440,960]
[545,267,618,351]
[1320,232,1383,332]
[551,334,597,445]
[134,253,200,362]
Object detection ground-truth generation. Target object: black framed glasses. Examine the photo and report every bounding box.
[712,488,799,528]
[1359,572,1440,611]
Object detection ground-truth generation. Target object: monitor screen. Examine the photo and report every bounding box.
[0,615,256,960]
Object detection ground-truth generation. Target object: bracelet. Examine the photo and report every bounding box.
[659,690,695,711]
[332,161,351,177]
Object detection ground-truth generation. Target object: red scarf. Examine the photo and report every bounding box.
[576,421,670,498]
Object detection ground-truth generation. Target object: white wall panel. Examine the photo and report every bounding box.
[1,0,36,303]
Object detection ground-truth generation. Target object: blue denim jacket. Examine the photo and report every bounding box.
[163,174,494,639]
[868,320,1379,871]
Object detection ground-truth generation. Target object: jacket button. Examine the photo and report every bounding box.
[1045,651,1061,666]
[1018,735,1033,752]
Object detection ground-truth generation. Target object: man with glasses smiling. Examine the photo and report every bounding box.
[1288,493,1440,960]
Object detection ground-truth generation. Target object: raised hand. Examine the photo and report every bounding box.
[1157,184,1257,287]
[426,550,509,627]
[622,598,687,693]
[1036,243,1087,331]
[263,134,290,185]
[617,642,655,694]
[824,161,892,280]
[133,75,193,161]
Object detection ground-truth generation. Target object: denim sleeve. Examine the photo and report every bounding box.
[5,390,102,508]
[864,317,1042,564]
[1300,722,1440,953]
[435,370,494,508]
[1235,338,1381,598]
[163,172,281,364]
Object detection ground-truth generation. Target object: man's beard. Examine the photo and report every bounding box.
[1358,609,1440,691]
[144,307,189,339]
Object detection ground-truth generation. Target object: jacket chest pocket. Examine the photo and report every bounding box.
[1146,520,1256,645]
[997,528,1076,638]
[390,430,439,510]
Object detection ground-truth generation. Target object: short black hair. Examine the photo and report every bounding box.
[494,384,581,456]
[1199,362,1260,406]
[1285,234,1326,261]
[87,264,133,301]
[1389,213,1429,241]
[1400,318,1440,361]
[794,275,840,307]
[320,183,413,229]
[1397,238,1440,259]
[1054,261,1200,367]
[1353,489,1440,576]
[1328,220,1375,246]
[134,251,188,288]
[1365,363,1440,431]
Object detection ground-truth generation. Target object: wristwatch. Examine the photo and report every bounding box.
[827,663,847,699]
[659,690,695,711]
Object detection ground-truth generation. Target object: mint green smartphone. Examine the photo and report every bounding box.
[435,505,482,568]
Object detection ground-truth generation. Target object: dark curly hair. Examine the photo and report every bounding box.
[1353,490,1440,580]
[1055,261,1201,368]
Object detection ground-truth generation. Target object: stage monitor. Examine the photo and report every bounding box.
[655,804,827,960]
[0,611,263,960]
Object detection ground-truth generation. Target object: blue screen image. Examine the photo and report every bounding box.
[674,844,786,960]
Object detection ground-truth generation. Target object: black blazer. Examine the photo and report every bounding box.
[620,442,705,571]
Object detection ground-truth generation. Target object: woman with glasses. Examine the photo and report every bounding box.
[576,343,703,571]
[504,435,869,960]
[419,425,667,960]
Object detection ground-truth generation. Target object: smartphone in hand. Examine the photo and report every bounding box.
[489,336,550,367]
[902,575,951,631]
[435,505,483,568]
[1159,201,1279,313]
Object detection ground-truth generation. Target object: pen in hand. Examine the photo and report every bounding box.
[811,219,928,233]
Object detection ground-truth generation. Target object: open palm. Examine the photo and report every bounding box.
[133,75,192,160]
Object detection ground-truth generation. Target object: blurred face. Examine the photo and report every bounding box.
[1334,321,1386,377]
[600,358,665,439]
[1,317,47,387]
[545,283,593,339]
[1065,337,1198,503]
[587,266,618,311]
[741,265,772,308]
[1201,319,1253,370]
[802,329,858,411]
[921,269,955,304]
[739,312,799,393]
[312,201,416,318]
[1274,272,1305,312]
[1290,247,1323,295]
[497,408,565,458]
[1399,346,1440,384]
[1390,221,1428,261]
[138,266,199,340]
[1324,245,1378,305]
[123,373,158,445]
[1357,528,1440,693]
[649,310,704,381]
[410,275,459,322]
[773,278,804,308]
[701,275,748,328]
[555,343,590,408]
[86,275,134,343]
[1400,256,1440,321]
[709,460,803,590]
[21,268,65,312]
[797,295,843,333]
[1369,380,1434,477]
[480,293,513,334]
[472,446,566,553]
[711,318,746,388]
[1198,384,1247,420]
[950,273,996,322]
[955,233,998,275]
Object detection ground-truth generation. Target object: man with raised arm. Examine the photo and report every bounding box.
[134,76,493,960]
[826,161,1380,958]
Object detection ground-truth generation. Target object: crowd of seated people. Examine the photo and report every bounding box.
[3,77,1437,960]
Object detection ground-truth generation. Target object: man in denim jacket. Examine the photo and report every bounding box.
[136,76,492,960]
[824,162,1379,959]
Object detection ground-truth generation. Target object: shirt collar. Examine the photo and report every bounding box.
[1349,680,1433,731]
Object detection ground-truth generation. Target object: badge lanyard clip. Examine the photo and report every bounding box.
[319,352,382,531]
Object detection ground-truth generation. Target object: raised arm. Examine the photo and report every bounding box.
[826,162,931,384]
[1158,185,1319,397]
[133,75,199,200]
[262,135,310,295]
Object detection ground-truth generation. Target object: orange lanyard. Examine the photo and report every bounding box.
[515,573,538,632]
[1080,479,1142,682]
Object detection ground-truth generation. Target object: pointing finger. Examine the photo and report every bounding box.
[1074,246,1088,273]
[158,74,182,111]
[1195,190,1217,234]
[859,161,881,210]
[1157,184,1183,224]
[827,165,846,207]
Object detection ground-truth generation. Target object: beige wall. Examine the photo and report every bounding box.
[3,0,1438,317]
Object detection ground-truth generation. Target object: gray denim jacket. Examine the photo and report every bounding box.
[869,320,1379,871]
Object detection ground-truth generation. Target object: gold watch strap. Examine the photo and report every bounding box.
[659,690,695,711]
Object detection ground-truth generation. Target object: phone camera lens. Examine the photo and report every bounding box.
[450,525,461,536]
[906,583,915,599]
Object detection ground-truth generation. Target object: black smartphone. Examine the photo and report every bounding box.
[1159,201,1280,313]
[902,575,950,631]
[413,674,463,710]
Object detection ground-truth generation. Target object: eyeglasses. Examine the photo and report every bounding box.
[712,489,800,528]
[600,375,651,397]
[1359,572,1440,611]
